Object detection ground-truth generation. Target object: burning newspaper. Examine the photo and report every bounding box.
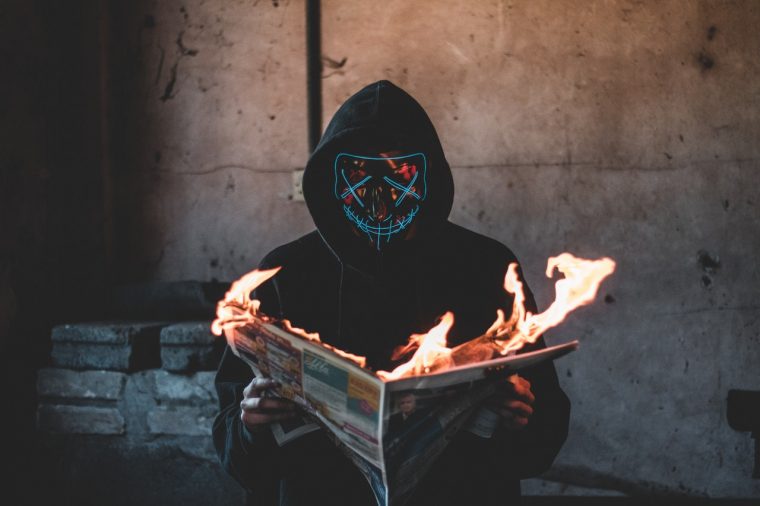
[212,253,615,506]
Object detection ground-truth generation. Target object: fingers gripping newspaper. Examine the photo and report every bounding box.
[225,317,577,506]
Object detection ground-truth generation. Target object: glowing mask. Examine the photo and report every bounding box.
[334,152,427,249]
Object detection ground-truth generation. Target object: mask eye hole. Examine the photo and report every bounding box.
[383,170,421,206]
[340,168,371,207]
[348,168,367,183]
[392,163,417,183]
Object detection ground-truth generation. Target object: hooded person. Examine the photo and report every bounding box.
[213,81,570,506]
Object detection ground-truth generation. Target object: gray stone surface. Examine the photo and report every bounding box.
[160,321,215,345]
[153,370,217,404]
[52,322,166,344]
[160,321,224,372]
[38,436,245,506]
[117,370,160,437]
[51,343,131,371]
[147,406,215,436]
[37,404,126,435]
[160,346,222,372]
[51,322,165,371]
[37,368,126,400]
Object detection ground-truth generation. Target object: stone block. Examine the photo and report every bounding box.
[37,368,126,400]
[37,404,125,435]
[51,322,165,371]
[160,321,224,372]
[147,406,214,436]
[153,370,217,404]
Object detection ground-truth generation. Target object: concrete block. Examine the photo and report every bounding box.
[160,322,224,372]
[153,370,217,404]
[37,404,125,435]
[160,321,216,345]
[147,406,214,436]
[37,368,126,400]
[51,322,165,371]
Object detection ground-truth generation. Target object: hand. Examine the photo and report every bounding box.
[491,374,535,430]
[240,377,298,431]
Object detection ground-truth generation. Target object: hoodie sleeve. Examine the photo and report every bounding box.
[487,270,571,478]
[212,260,284,502]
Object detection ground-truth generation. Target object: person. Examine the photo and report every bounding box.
[388,392,423,437]
[214,80,570,506]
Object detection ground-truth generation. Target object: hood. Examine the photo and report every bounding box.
[302,80,454,270]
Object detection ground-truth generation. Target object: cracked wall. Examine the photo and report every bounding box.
[111,0,760,498]
[111,0,313,283]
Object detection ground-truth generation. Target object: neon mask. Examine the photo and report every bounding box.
[334,152,427,250]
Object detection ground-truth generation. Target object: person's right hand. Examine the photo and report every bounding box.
[240,377,298,431]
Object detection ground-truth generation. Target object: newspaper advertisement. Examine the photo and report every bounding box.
[225,318,577,506]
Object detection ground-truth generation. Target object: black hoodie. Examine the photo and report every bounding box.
[214,81,570,506]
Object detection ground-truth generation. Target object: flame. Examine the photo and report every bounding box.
[375,253,616,380]
[281,319,322,342]
[210,267,281,340]
[376,312,455,381]
[213,253,615,382]
[211,266,368,369]
[490,253,617,355]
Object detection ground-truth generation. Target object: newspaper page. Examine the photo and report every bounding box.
[227,321,385,467]
[375,341,578,506]
[224,319,577,506]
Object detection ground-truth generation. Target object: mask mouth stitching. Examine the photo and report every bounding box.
[343,205,419,249]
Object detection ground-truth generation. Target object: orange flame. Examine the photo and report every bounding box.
[210,266,368,369]
[489,254,616,355]
[376,312,455,381]
[210,267,281,339]
[212,253,615,382]
[375,253,616,380]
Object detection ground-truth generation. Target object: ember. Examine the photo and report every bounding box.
[212,253,616,381]
[282,319,368,369]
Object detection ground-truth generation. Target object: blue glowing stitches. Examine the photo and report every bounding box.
[343,204,419,249]
[340,170,371,207]
[383,172,420,206]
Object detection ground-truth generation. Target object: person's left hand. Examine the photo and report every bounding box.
[490,374,535,430]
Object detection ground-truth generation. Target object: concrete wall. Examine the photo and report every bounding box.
[111,0,314,283]
[111,0,760,498]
